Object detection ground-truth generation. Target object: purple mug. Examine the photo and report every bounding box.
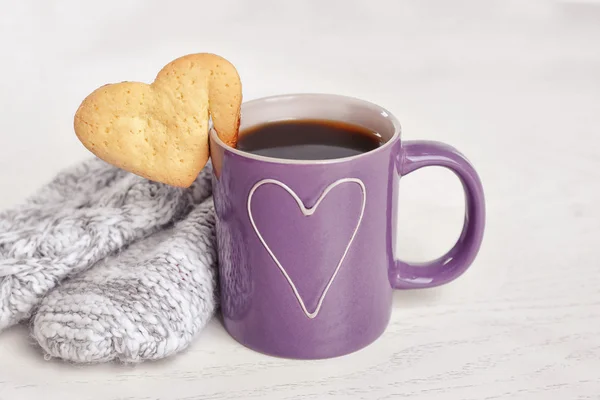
[209,93,485,359]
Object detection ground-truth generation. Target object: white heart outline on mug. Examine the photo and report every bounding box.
[247,178,366,319]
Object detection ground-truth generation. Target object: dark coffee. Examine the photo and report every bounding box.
[237,119,382,160]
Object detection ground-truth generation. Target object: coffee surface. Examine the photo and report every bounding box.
[237,119,382,160]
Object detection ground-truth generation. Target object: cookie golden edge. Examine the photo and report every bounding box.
[154,53,243,147]
[73,53,242,188]
[73,83,205,188]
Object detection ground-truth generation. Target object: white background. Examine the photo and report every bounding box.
[1,1,599,399]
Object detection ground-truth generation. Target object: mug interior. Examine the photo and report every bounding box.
[210,93,401,163]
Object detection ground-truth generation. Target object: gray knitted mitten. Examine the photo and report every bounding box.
[0,158,200,332]
[32,189,217,363]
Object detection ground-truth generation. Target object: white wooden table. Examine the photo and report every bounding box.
[1,1,599,399]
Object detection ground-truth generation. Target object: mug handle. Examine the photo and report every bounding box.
[390,140,486,289]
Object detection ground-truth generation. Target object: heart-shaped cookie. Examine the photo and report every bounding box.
[74,53,242,187]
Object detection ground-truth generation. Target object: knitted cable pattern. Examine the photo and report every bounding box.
[0,158,202,331]
[0,159,217,364]
[32,195,218,363]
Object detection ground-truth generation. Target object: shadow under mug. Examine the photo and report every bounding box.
[210,93,485,359]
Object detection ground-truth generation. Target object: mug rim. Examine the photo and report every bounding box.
[210,93,402,165]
